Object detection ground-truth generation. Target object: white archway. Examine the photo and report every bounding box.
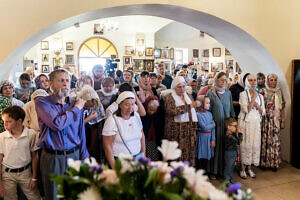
[0,4,291,161]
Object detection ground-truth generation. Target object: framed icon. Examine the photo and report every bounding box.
[41,41,49,50]
[65,55,74,64]
[193,49,199,58]
[203,49,209,57]
[123,56,132,65]
[66,42,73,50]
[145,47,154,56]
[125,46,136,56]
[154,49,161,59]
[213,48,221,57]
[42,65,50,73]
[42,54,49,62]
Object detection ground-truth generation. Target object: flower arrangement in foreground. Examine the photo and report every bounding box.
[52,140,253,200]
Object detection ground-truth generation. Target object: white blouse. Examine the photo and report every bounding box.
[102,112,143,156]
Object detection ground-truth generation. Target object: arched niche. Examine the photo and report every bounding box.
[0,4,291,161]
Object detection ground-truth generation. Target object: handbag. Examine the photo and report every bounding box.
[112,115,144,160]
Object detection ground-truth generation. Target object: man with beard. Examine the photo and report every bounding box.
[35,69,89,200]
[92,64,105,90]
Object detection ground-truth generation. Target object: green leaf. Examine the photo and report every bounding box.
[161,192,184,200]
[144,168,158,187]
[115,158,122,175]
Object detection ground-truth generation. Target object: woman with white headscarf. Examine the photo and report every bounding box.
[229,73,250,119]
[164,76,200,166]
[77,85,105,162]
[102,91,145,168]
[238,74,265,179]
[97,77,117,110]
[206,71,235,178]
[260,74,285,171]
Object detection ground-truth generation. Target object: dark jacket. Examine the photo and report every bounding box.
[225,132,243,151]
[162,74,173,89]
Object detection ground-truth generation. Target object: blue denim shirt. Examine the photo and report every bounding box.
[35,95,89,159]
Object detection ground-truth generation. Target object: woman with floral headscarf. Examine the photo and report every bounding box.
[164,76,200,166]
[260,74,285,171]
[0,96,12,133]
[34,74,50,93]
[0,80,24,107]
[206,71,235,178]
[238,74,265,179]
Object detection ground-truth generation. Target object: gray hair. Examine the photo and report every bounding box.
[48,69,70,82]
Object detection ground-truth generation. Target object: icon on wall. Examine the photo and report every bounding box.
[41,41,49,50]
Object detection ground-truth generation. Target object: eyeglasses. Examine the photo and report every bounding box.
[229,124,238,127]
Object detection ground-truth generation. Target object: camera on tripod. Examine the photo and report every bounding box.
[105,55,120,77]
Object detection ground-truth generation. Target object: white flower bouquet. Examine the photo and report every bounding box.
[52,140,253,200]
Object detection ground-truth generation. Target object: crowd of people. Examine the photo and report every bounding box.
[0,62,285,199]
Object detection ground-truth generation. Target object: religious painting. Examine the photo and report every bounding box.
[42,54,49,62]
[161,49,169,59]
[123,56,132,65]
[211,62,224,71]
[144,60,154,72]
[193,49,199,58]
[145,47,154,56]
[66,42,73,50]
[154,49,161,59]
[65,55,74,64]
[41,41,49,50]
[125,46,136,56]
[213,48,221,57]
[203,49,209,57]
[94,24,104,35]
[42,65,50,73]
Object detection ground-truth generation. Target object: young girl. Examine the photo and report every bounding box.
[195,96,216,173]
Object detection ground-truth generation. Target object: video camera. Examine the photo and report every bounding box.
[105,55,120,77]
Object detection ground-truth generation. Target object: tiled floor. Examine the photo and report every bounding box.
[211,162,300,200]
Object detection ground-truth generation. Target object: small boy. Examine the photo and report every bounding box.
[0,106,40,200]
[224,118,243,184]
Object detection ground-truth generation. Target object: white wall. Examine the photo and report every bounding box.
[155,21,237,72]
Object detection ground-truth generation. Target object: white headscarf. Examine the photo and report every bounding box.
[100,77,117,97]
[170,76,197,123]
[116,91,135,105]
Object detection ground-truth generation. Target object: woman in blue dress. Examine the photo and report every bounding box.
[195,96,216,171]
[207,71,235,178]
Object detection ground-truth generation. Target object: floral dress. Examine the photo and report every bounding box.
[164,93,197,166]
[260,88,285,168]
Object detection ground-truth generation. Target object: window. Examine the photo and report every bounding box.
[78,37,118,73]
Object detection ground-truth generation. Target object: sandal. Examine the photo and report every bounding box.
[248,170,256,178]
[240,171,247,179]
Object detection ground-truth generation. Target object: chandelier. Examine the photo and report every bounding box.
[95,20,119,34]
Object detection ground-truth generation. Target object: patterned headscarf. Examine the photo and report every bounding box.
[0,96,12,133]
[35,74,50,92]
[266,74,284,110]
[212,71,227,96]
[0,80,15,94]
